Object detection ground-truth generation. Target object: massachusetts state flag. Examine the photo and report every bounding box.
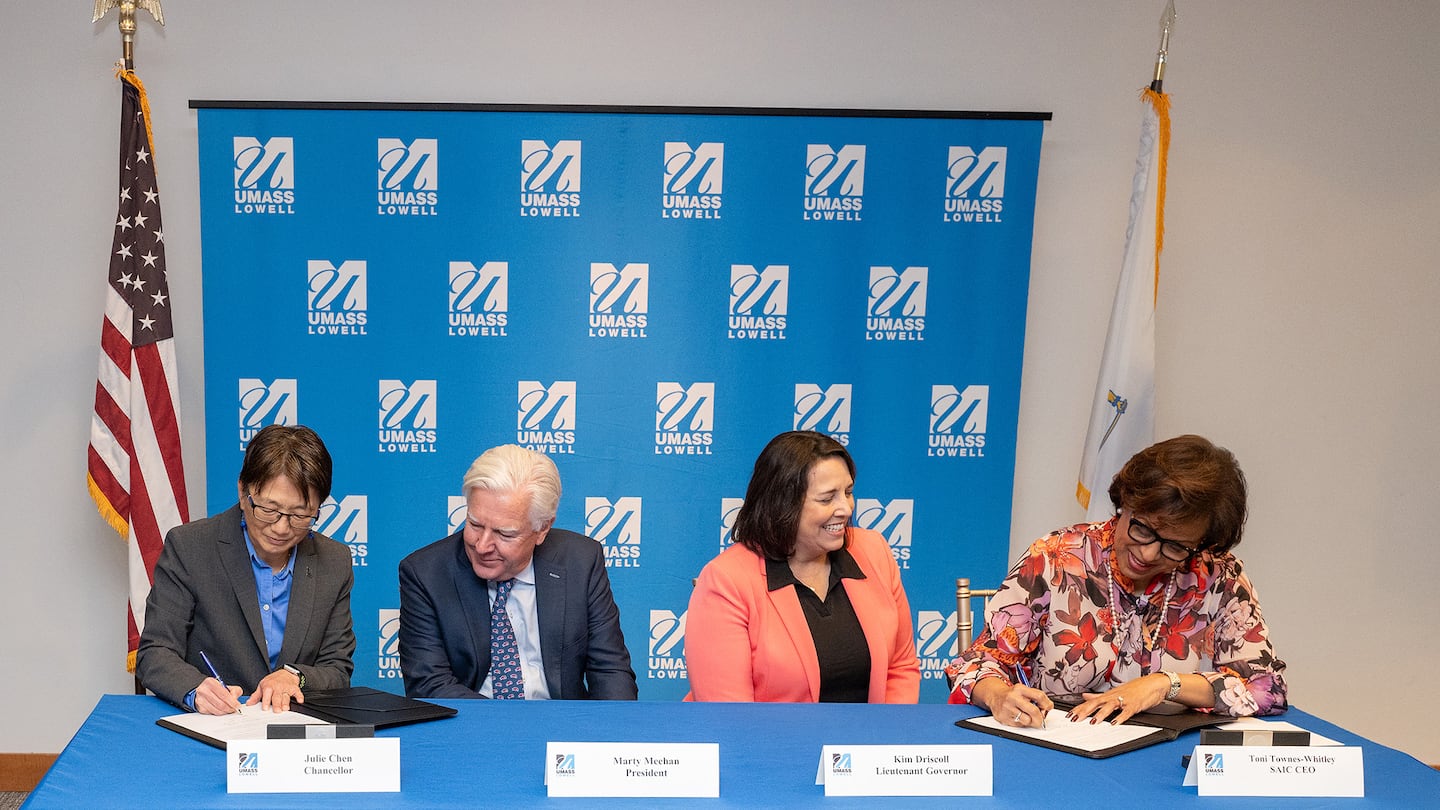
[88,70,190,671]
[1076,89,1170,521]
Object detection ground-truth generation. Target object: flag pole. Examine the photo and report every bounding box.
[1150,0,1176,93]
[91,0,180,696]
[92,0,166,71]
[1075,2,1175,519]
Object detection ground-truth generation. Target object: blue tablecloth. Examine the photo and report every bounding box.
[25,695,1439,808]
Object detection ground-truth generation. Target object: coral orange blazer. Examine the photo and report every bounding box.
[685,527,920,703]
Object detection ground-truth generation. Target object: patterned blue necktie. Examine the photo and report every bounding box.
[489,578,526,700]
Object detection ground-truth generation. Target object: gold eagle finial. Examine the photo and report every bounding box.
[93,1,165,70]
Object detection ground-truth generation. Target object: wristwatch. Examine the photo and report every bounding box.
[282,664,306,690]
[1161,670,1182,701]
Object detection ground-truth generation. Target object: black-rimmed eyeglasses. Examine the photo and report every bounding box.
[245,492,317,529]
[1126,515,1201,562]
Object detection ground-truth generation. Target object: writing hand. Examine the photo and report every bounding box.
[193,678,244,715]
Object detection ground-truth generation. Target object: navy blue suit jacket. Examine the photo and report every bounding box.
[397,529,637,700]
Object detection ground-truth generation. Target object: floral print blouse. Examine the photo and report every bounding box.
[947,518,1287,716]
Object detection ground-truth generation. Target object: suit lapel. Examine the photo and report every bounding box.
[533,542,565,698]
[450,537,493,687]
[218,513,269,663]
[765,561,822,701]
[840,552,887,703]
[275,534,316,666]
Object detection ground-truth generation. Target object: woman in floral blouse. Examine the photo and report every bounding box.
[947,435,1286,727]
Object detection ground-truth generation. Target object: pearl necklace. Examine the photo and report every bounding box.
[1105,548,1175,652]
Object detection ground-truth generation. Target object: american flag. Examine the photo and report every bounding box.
[87,71,190,671]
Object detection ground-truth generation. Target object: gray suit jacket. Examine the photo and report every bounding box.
[398,529,637,700]
[136,504,356,709]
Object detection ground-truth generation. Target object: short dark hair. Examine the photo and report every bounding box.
[1108,434,1248,554]
[238,424,333,506]
[733,431,856,560]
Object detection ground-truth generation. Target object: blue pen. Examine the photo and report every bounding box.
[1014,665,1044,728]
[199,650,240,714]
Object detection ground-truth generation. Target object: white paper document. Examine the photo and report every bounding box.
[158,705,328,747]
[966,709,1164,753]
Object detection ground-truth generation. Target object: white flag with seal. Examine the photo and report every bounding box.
[1077,89,1169,522]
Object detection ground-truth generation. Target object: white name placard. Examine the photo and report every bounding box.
[818,744,992,796]
[226,738,400,793]
[1188,745,1364,797]
[544,742,719,798]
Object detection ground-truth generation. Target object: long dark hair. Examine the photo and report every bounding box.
[732,431,855,560]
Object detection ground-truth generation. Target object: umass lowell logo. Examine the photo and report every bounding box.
[520,139,580,217]
[378,380,437,454]
[377,609,401,680]
[804,144,864,221]
[944,146,1006,223]
[915,609,960,680]
[794,383,851,445]
[517,380,576,455]
[237,378,297,449]
[307,260,368,335]
[448,260,508,337]
[655,382,714,456]
[588,263,648,338]
[236,751,260,775]
[661,142,722,219]
[865,266,927,341]
[316,495,367,568]
[447,496,467,536]
[727,265,787,340]
[929,384,987,457]
[719,498,743,552]
[553,753,577,777]
[377,138,438,216]
[585,496,642,569]
[232,136,294,214]
[648,609,687,680]
[856,497,913,570]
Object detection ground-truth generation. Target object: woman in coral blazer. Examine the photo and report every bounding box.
[686,431,920,703]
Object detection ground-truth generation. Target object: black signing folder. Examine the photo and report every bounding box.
[956,699,1230,759]
[291,686,457,729]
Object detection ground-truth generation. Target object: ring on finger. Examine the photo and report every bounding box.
[1116,695,1125,706]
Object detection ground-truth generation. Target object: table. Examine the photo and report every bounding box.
[26,696,1440,808]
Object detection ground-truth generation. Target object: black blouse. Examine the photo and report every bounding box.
[766,548,872,702]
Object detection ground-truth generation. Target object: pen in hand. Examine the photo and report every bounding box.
[199,650,240,715]
[1014,665,1045,729]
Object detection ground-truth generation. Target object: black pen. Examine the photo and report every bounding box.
[199,650,240,714]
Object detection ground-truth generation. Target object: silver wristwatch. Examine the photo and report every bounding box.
[282,664,306,690]
[1161,670,1182,701]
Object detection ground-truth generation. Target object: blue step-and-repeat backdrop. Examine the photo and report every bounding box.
[194,102,1046,702]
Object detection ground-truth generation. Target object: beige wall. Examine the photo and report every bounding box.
[3,1,1436,763]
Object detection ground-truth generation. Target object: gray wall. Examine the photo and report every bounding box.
[4,1,1436,763]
